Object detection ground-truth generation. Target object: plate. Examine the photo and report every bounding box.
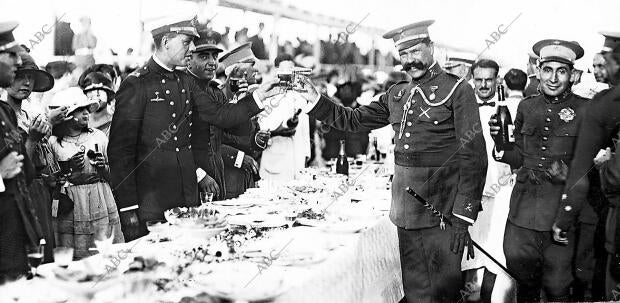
[193,262,289,301]
[273,250,328,266]
[318,220,369,233]
[228,214,289,228]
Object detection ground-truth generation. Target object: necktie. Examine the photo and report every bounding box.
[478,101,496,107]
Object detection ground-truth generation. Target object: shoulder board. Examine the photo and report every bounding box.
[128,66,150,78]
[386,80,409,95]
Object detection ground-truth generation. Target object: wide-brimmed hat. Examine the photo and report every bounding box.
[48,87,99,115]
[15,50,54,92]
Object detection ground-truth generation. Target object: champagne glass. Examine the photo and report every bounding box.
[53,247,74,268]
[200,192,214,205]
[94,224,114,257]
[26,244,44,278]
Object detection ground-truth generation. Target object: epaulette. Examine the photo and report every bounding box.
[387,80,409,98]
[128,66,150,78]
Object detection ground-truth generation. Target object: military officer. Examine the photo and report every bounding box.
[490,39,587,302]
[108,16,282,239]
[552,32,620,299]
[0,21,44,282]
[296,20,488,302]
[186,28,226,199]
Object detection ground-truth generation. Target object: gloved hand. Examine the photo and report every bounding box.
[451,217,474,259]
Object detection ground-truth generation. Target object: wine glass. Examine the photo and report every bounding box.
[146,220,167,242]
[26,244,44,278]
[200,192,214,205]
[94,224,114,257]
[53,247,74,268]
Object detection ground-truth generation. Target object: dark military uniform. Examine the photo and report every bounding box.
[108,57,262,226]
[187,75,228,200]
[497,91,588,301]
[308,62,487,301]
[551,86,620,298]
[0,101,43,282]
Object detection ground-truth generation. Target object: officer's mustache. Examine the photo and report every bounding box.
[402,61,427,71]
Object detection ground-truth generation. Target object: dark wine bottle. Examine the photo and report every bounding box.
[494,84,515,151]
[286,109,302,128]
[373,137,380,162]
[335,139,349,176]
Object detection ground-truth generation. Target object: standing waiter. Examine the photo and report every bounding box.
[296,20,487,302]
[109,16,282,239]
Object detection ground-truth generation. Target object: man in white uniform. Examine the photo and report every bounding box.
[462,61,523,302]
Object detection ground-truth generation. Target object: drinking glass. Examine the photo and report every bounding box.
[200,192,214,205]
[146,220,167,242]
[26,244,44,277]
[94,224,114,257]
[53,247,74,268]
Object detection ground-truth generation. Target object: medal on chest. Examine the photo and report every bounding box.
[558,107,575,122]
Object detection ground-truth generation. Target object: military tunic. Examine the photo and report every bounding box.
[187,76,228,200]
[308,63,486,301]
[500,92,588,230]
[498,91,588,301]
[108,58,262,221]
[0,101,42,280]
[308,63,487,229]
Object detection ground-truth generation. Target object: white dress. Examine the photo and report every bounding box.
[49,129,124,259]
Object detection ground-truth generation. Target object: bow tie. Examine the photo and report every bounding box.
[478,101,496,107]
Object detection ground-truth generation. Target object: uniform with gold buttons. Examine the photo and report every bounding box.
[305,20,487,302]
[494,39,588,302]
[108,18,263,230]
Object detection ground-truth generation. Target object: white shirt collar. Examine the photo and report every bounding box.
[508,91,523,98]
[153,54,174,72]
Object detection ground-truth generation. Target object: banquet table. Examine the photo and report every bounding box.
[0,165,404,303]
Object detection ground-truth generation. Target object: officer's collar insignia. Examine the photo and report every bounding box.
[150,91,165,102]
[558,107,575,122]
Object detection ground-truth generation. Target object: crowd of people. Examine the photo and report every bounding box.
[1,12,620,303]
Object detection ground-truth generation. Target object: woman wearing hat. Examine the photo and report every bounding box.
[5,49,57,263]
[48,87,124,259]
[78,69,115,136]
